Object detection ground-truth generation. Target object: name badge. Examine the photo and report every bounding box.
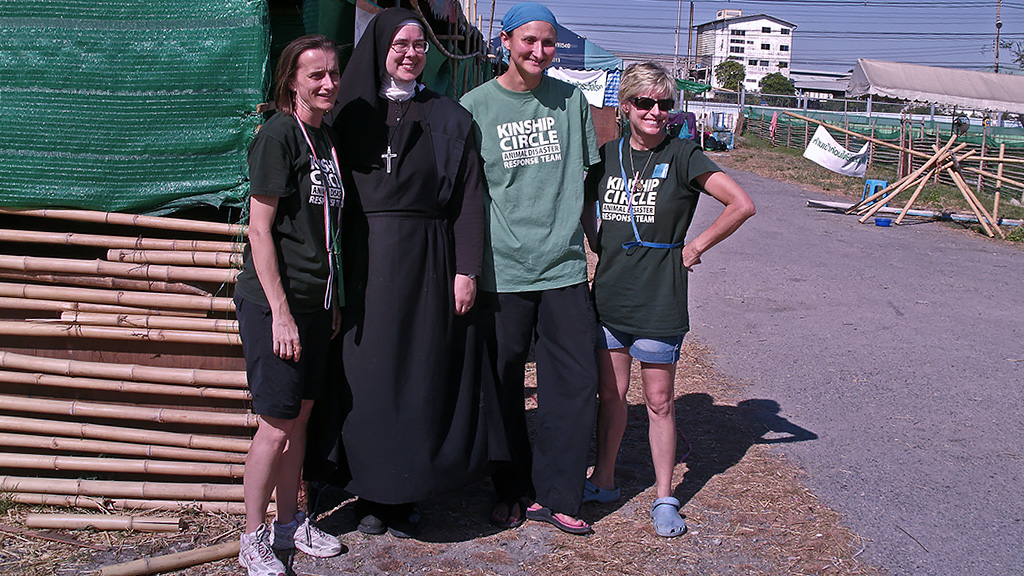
[652,163,669,179]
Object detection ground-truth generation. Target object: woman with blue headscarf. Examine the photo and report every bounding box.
[461,2,599,535]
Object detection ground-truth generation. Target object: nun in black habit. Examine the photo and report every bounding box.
[307,8,502,537]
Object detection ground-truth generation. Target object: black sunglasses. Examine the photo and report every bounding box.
[630,96,674,111]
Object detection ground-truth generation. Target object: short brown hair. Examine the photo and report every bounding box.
[273,35,339,115]
[618,62,676,109]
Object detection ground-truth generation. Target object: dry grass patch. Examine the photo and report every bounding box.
[1,336,882,576]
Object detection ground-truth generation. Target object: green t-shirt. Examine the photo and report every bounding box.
[460,76,598,293]
[585,136,720,336]
[234,113,343,312]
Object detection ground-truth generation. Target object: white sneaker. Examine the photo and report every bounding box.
[239,524,286,576]
[272,512,342,558]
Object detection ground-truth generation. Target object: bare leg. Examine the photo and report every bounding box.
[589,348,632,490]
[639,362,678,499]
[273,400,314,523]
[244,413,300,532]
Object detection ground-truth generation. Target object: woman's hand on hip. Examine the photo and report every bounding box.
[682,244,702,272]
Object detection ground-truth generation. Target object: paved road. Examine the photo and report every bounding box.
[686,165,1024,576]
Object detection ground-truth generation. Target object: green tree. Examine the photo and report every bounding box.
[714,60,745,92]
[759,72,795,95]
[759,72,795,107]
[1000,40,1024,69]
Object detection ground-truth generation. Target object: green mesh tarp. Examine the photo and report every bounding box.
[0,0,269,214]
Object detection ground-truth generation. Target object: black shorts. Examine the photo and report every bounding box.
[235,296,332,420]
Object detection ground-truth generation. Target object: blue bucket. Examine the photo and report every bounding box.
[875,218,892,227]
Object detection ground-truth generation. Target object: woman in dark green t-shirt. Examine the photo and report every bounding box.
[582,63,755,538]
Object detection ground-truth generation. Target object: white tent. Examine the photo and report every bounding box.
[847,58,1024,115]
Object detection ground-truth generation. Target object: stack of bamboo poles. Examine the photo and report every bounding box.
[781,111,1024,236]
[0,207,258,515]
[844,135,1006,238]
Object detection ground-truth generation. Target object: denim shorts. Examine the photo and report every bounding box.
[598,323,686,364]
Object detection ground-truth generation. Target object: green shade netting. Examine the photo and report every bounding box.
[677,79,711,94]
[0,0,269,214]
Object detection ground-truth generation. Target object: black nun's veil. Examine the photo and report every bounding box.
[330,8,422,168]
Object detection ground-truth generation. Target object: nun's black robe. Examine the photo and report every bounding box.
[307,8,503,504]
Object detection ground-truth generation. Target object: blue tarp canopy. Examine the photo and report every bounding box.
[489,23,621,70]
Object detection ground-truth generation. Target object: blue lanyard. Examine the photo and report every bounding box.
[616,138,683,251]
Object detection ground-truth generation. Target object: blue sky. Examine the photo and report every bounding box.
[482,0,1024,72]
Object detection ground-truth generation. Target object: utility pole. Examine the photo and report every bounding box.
[687,2,694,77]
[673,0,682,77]
[995,0,1003,72]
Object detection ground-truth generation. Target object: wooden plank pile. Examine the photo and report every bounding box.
[0,207,256,516]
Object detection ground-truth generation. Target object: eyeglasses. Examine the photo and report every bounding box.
[630,96,674,111]
[390,40,430,54]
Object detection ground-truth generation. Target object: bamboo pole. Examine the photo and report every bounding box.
[0,255,238,284]
[895,168,937,225]
[0,270,211,297]
[0,370,249,400]
[783,111,1024,191]
[0,282,234,312]
[994,143,1005,221]
[0,351,246,388]
[59,312,238,334]
[857,137,961,223]
[0,431,247,463]
[944,166,995,237]
[106,249,242,268]
[0,208,247,237]
[8,493,250,514]
[807,199,1023,227]
[0,229,242,252]
[98,541,240,576]
[26,514,182,532]
[947,166,1004,238]
[848,141,969,214]
[969,155,1024,164]
[0,296,207,317]
[0,521,111,551]
[939,145,1005,237]
[847,172,917,214]
[0,394,257,428]
[889,153,976,225]
[0,453,244,478]
[0,320,241,346]
[0,414,251,452]
[0,475,246,501]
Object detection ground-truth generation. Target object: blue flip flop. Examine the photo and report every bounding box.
[650,496,687,538]
[582,479,620,504]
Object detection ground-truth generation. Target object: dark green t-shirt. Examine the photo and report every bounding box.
[234,113,343,312]
[585,136,720,336]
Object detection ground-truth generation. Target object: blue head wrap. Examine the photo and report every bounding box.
[501,2,558,33]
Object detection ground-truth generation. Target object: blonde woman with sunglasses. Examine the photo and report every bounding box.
[582,62,755,538]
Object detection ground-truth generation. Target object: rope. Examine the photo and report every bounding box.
[409,0,483,61]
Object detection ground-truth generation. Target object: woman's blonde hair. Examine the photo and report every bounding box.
[618,62,676,108]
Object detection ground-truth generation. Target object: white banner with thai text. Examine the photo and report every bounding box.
[802,125,869,177]
[546,68,608,108]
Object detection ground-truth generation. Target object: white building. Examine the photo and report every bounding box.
[693,10,796,92]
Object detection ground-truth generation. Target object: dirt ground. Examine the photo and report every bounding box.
[0,142,889,576]
[2,338,882,576]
